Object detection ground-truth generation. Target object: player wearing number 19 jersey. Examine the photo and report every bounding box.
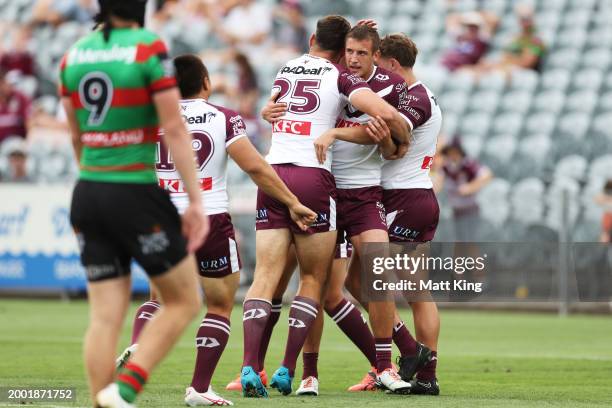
[59,1,207,407]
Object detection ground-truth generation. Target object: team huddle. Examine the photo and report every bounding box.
[59,1,442,407]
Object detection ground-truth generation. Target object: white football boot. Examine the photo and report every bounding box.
[377,368,411,394]
[184,386,234,406]
[115,343,138,369]
[295,376,319,396]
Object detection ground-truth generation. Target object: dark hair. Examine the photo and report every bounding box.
[346,25,380,53]
[314,15,351,53]
[173,54,209,98]
[95,0,147,41]
[234,52,258,92]
[379,33,418,68]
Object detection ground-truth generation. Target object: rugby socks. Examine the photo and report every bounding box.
[257,298,282,372]
[117,362,148,403]
[392,320,418,357]
[417,350,438,381]
[242,298,272,368]
[282,296,319,377]
[302,352,319,380]
[191,314,231,393]
[326,298,377,367]
[130,300,160,344]
[375,338,393,372]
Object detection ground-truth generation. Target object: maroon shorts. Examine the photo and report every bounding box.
[383,188,439,243]
[334,230,354,259]
[337,186,387,238]
[195,213,241,278]
[256,164,337,234]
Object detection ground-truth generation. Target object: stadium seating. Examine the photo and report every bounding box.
[1,0,610,243]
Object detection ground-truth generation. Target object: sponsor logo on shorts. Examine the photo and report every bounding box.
[138,229,170,255]
[272,119,312,136]
[243,308,267,321]
[196,337,221,348]
[255,208,269,223]
[288,318,306,328]
[85,264,116,280]
[199,256,229,273]
[390,225,420,241]
[310,212,329,228]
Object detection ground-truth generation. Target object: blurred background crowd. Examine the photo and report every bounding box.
[1,0,611,246]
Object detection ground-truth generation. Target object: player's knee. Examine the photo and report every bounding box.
[206,295,233,317]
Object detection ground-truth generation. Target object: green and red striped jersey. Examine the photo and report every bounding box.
[59,27,176,183]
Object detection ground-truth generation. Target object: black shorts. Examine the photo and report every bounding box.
[70,180,188,282]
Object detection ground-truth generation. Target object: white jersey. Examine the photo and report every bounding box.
[265,54,370,171]
[382,81,442,190]
[332,66,411,189]
[156,99,247,214]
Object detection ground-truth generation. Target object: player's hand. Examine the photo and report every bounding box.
[386,143,409,160]
[289,202,318,231]
[356,18,378,29]
[457,183,473,196]
[365,115,390,143]
[314,130,336,164]
[261,91,287,123]
[181,203,209,253]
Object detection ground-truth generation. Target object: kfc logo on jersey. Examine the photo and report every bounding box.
[272,119,312,136]
[196,337,221,348]
[375,73,390,81]
[421,156,434,169]
[336,118,361,128]
[159,177,212,193]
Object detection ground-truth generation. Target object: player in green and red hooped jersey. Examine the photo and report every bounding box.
[59,1,209,407]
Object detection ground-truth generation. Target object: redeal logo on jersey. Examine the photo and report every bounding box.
[272,119,312,136]
[182,112,216,125]
[280,66,333,75]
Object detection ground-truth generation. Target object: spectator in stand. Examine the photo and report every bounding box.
[441,11,498,72]
[595,180,612,243]
[466,5,545,79]
[0,69,31,144]
[212,0,272,61]
[439,138,493,241]
[0,137,32,183]
[0,25,35,77]
[273,0,308,55]
[30,0,97,26]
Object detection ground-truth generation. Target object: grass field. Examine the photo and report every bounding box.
[0,299,611,407]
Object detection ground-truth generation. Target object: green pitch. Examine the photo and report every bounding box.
[0,299,611,407]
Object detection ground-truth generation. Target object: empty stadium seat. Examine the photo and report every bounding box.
[512,177,546,202]
[532,90,564,114]
[490,112,523,137]
[467,90,501,114]
[581,48,611,70]
[439,90,469,116]
[557,112,591,140]
[546,48,581,70]
[509,69,539,92]
[572,69,603,91]
[498,90,532,115]
[459,112,492,138]
[525,112,557,136]
[554,155,588,181]
[588,154,612,181]
[540,69,571,91]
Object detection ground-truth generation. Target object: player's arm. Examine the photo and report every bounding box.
[61,97,83,163]
[348,88,411,145]
[458,166,493,196]
[154,88,208,252]
[227,137,316,231]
